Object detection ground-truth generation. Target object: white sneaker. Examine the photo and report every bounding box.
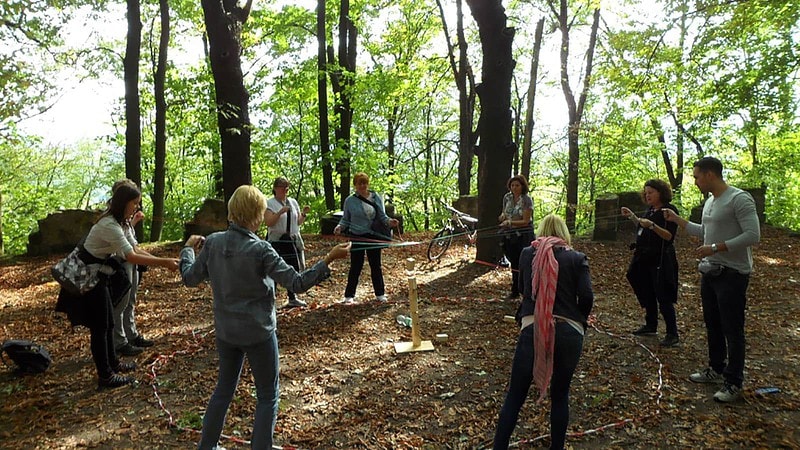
[689,367,723,384]
[286,298,307,308]
[713,382,742,403]
[340,297,355,304]
[376,295,388,302]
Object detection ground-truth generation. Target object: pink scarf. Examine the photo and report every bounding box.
[531,236,568,401]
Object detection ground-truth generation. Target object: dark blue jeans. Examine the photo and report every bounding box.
[198,333,280,450]
[344,240,385,298]
[493,322,584,450]
[700,269,749,388]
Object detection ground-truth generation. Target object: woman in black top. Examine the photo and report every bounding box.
[621,179,680,347]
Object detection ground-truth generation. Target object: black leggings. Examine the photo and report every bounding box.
[344,239,385,298]
[87,284,118,379]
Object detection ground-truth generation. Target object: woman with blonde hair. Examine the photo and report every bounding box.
[180,185,350,450]
[493,214,594,450]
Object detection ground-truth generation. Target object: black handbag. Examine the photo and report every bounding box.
[354,194,391,240]
[272,201,299,266]
[1,339,52,374]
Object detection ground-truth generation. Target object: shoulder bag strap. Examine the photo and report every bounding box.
[354,193,380,211]
[284,200,293,235]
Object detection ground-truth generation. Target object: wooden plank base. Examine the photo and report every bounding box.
[394,340,435,353]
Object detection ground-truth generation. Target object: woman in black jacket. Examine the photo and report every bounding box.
[493,214,594,450]
[621,179,680,347]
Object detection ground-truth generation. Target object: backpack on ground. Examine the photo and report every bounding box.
[1,339,52,374]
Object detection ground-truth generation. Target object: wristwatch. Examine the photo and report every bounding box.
[711,243,718,253]
[649,223,656,230]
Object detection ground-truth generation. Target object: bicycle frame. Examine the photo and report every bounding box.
[427,206,477,261]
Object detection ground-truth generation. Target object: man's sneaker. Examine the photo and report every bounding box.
[659,334,679,347]
[286,297,307,308]
[689,367,723,384]
[713,382,742,403]
[131,335,155,348]
[632,325,657,336]
[98,374,135,390]
[116,343,144,356]
[340,297,355,304]
[376,295,388,303]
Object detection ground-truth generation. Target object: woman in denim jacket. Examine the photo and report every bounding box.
[180,185,350,450]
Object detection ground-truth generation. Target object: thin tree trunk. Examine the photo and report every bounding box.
[330,0,356,208]
[0,191,4,256]
[552,0,599,232]
[317,0,335,211]
[202,33,224,198]
[150,0,169,242]
[201,0,254,204]
[124,0,143,240]
[520,18,544,180]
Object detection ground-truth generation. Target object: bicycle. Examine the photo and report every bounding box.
[427,204,478,261]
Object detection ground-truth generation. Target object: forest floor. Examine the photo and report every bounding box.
[1,226,799,449]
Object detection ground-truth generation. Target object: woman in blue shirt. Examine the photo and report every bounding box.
[333,172,398,304]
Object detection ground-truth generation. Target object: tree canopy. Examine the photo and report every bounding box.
[1,0,798,255]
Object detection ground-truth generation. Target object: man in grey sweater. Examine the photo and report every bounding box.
[664,156,760,403]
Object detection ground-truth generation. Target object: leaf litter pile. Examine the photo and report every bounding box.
[1,226,799,449]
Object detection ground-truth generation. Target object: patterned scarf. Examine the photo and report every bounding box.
[531,236,569,401]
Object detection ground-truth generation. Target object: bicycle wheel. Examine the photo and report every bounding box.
[427,228,453,261]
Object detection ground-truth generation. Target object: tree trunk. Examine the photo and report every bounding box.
[124,0,143,240]
[437,0,476,196]
[150,0,170,242]
[317,0,335,211]
[553,0,599,232]
[201,0,254,205]
[0,190,4,256]
[465,0,516,265]
[520,18,544,180]
[329,0,357,208]
[387,103,399,199]
[201,33,224,199]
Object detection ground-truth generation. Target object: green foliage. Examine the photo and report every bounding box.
[0,136,121,255]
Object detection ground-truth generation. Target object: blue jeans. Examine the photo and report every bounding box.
[493,322,584,450]
[198,333,280,450]
[701,269,749,388]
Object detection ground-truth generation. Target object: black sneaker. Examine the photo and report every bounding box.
[116,343,144,356]
[659,334,679,347]
[113,361,137,373]
[632,325,657,336]
[131,335,155,348]
[98,374,135,390]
